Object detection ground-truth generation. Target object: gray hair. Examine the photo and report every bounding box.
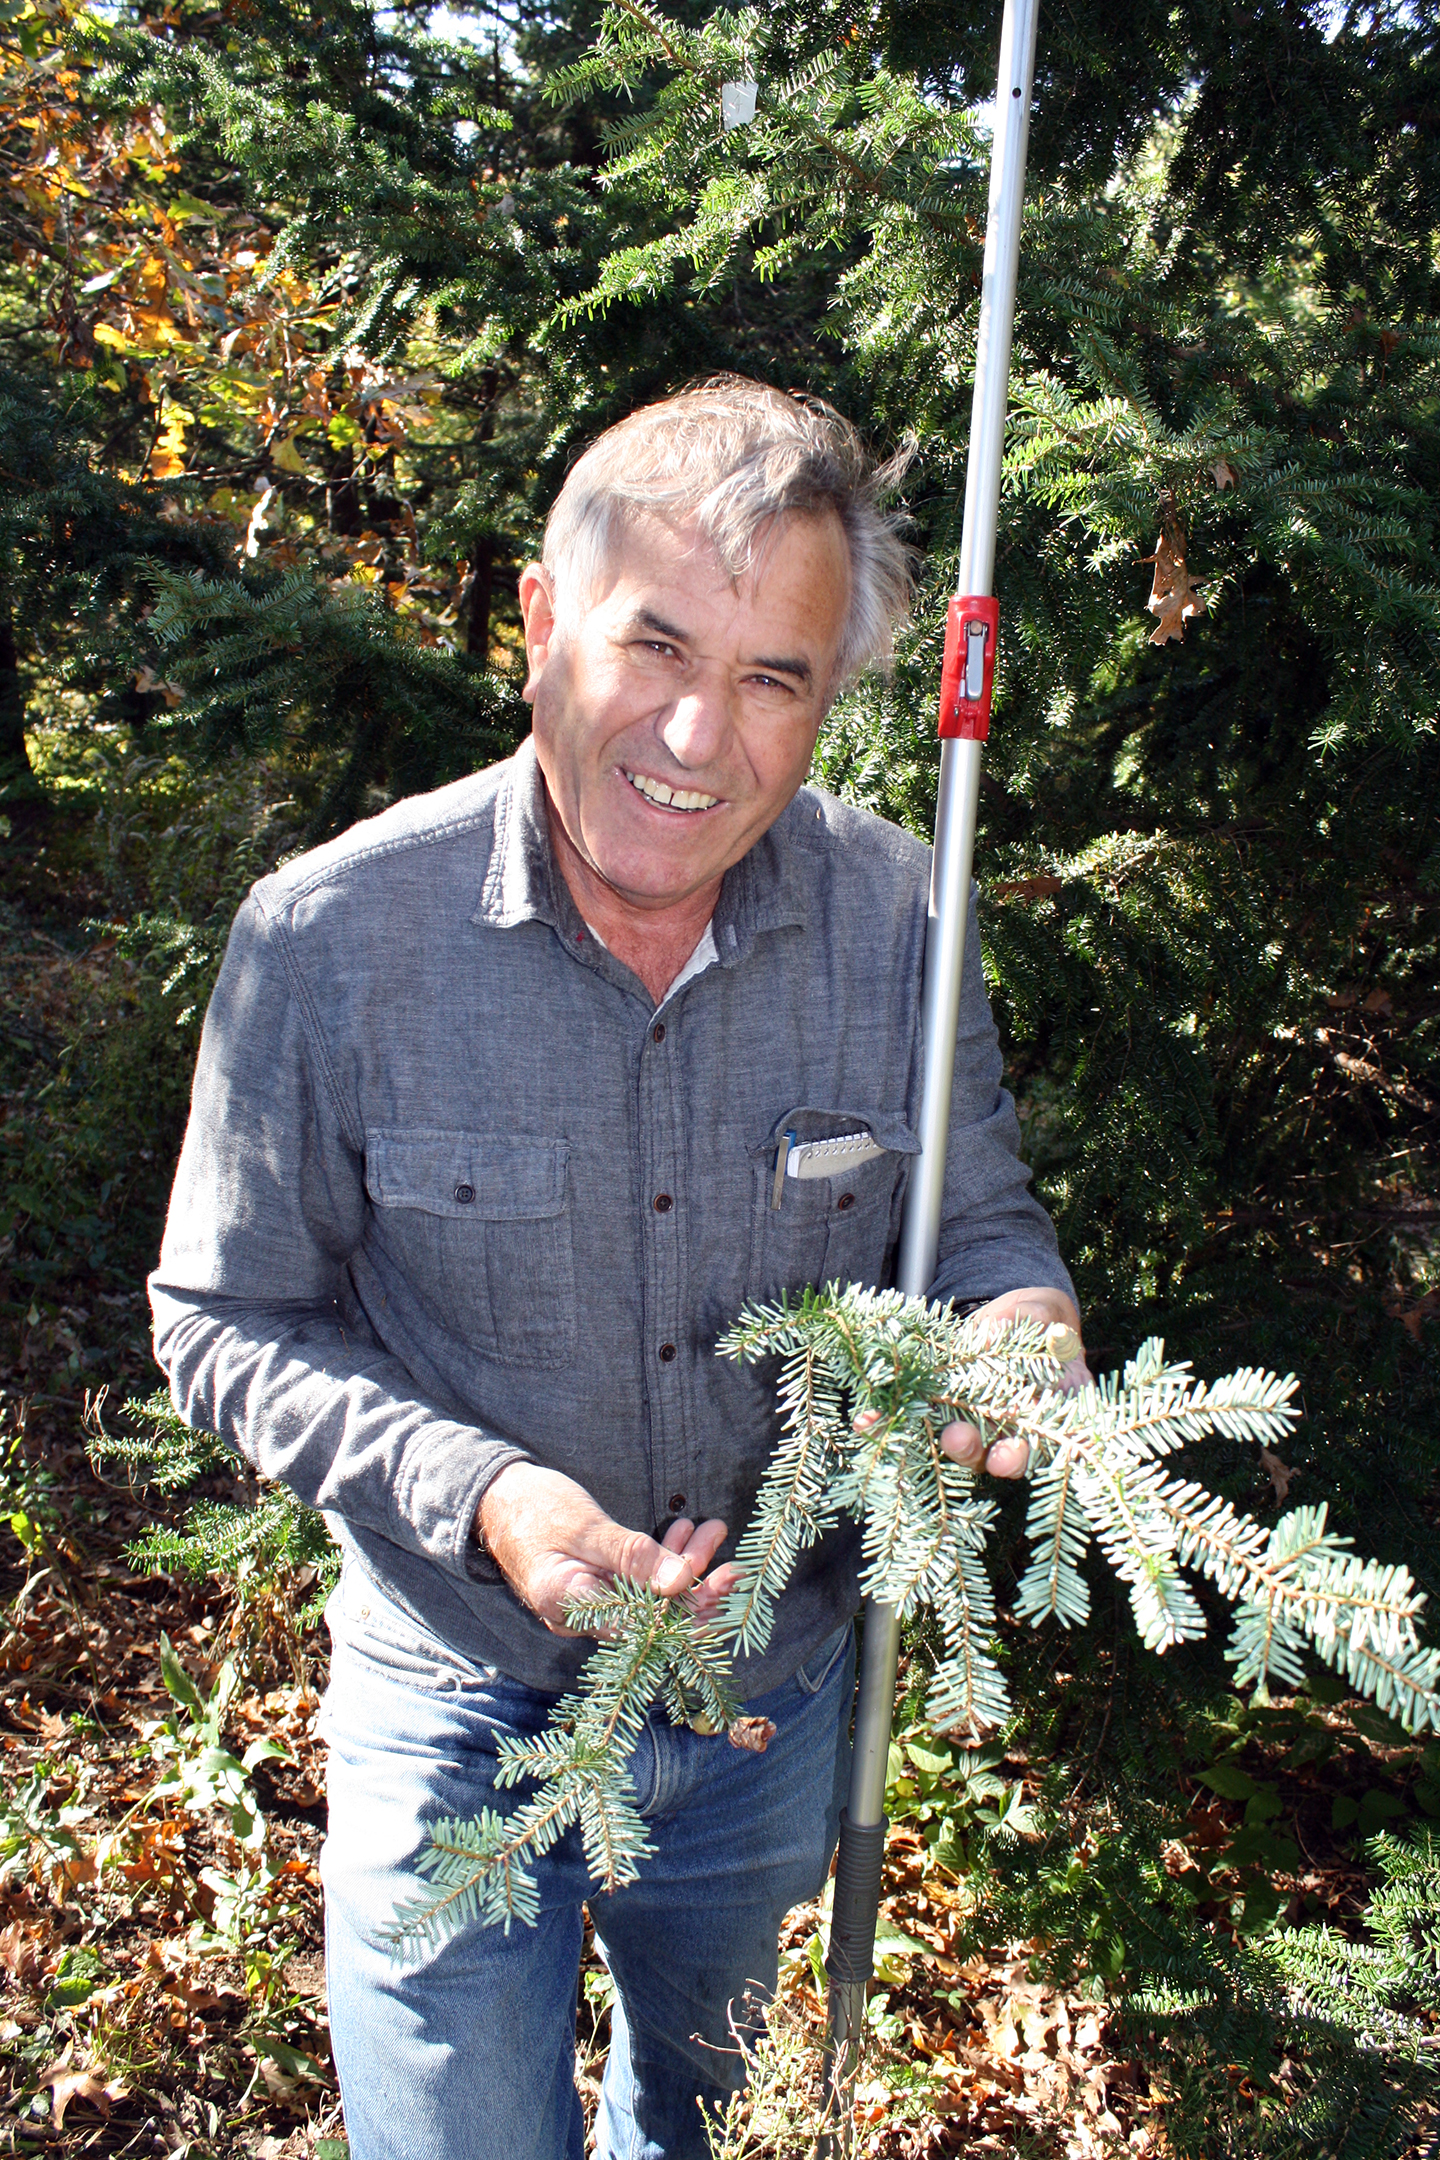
[541,377,914,688]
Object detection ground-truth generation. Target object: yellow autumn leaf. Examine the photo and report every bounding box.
[130,308,185,350]
[270,430,308,474]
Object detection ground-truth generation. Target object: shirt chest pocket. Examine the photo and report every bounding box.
[363,1129,576,1367]
[746,1107,919,1305]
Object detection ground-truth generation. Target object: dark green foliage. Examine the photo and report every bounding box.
[142,563,525,837]
[89,1391,339,1659]
[0,367,224,796]
[93,1385,230,1491]
[963,1812,1440,2160]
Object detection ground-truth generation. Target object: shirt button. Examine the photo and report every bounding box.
[836,1191,856,1212]
[653,1192,673,1213]
[668,1492,687,1514]
[658,1341,677,1362]
[454,1183,476,1204]
[653,1022,666,1044]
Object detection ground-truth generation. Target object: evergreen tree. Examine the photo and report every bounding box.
[529,0,1439,1590]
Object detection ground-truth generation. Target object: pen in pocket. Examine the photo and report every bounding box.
[770,1130,795,1210]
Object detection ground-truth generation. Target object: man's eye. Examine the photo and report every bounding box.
[636,640,680,660]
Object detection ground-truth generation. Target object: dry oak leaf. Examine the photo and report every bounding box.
[1260,1447,1298,1501]
[1390,1289,1440,1342]
[1211,458,1238,490]
[36,2046,128,2129]
[1141,528,1206,646]
[995,875,1064,902]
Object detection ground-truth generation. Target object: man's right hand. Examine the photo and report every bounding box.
[477,1462,738,1635]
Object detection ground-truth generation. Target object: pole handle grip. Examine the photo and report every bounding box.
[824,1810,889,1987]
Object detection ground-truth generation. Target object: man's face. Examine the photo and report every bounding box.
[520,510,851,915]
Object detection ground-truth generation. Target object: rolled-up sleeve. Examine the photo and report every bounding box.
[148,892,528,1577]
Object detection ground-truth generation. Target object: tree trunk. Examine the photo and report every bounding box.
[0,587,36,798]
[327,447,362,535]
[466,538,495,661]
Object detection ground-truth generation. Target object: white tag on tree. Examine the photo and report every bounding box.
[721,79,758,130]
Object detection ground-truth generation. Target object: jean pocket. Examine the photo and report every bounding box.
[328,1564,489,1693]
[328,1589,458,1693]
[793,1622,853,1697]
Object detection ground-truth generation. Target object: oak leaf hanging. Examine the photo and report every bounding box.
[1141,492,1206,646]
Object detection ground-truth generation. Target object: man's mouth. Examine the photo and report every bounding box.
[623,768,720,814]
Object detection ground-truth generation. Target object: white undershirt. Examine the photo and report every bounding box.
[583,920,719,1011]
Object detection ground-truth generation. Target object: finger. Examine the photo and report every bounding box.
[661,1517,696,1553]
[687,1563,742,1619]
[679,1517,728,1580]
[975,1287,1080,1333]
[940,1419,984,1465]
[984,1437,1030,1479]
[853,1408,884,1433]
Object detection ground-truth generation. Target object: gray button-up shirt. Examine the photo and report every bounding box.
[151,739,1074,1697]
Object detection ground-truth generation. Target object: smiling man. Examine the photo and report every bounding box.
[150,379,1082,2160]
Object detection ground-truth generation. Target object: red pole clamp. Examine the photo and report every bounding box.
[937,594,1000,740]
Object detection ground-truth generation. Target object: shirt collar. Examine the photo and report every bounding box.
[471,735,807,956]
[473,737,566,932]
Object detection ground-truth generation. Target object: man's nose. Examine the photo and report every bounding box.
[660,678,733,767]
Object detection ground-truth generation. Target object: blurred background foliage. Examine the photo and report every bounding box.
[0,0,1437,2149]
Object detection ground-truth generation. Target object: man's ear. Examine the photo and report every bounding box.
[518,564,558,703]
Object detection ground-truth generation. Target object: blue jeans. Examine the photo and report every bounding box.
[318,1563,854,2160]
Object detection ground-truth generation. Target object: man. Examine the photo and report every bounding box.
[151,378,1082,2160]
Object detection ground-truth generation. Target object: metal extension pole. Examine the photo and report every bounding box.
[820,0,1041,2128]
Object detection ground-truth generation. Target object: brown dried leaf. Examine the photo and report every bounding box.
[1391,1290,1440,1342]
[1141,504,1207,645]
[0,1922,48,1986]
[36,2048,128,2129]
[1259,1447,1298,1501]
[1211,458,1238,490]
[994,875,1064,902]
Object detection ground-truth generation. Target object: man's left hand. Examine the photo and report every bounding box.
[938,1287,1090,1479]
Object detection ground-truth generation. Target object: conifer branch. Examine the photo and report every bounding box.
[397,1287,1439,1944]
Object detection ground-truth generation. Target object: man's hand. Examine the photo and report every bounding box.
[939,1287,1090,1480]
[477,1462,740,1635]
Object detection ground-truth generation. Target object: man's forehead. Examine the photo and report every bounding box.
[597,507,845,615]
